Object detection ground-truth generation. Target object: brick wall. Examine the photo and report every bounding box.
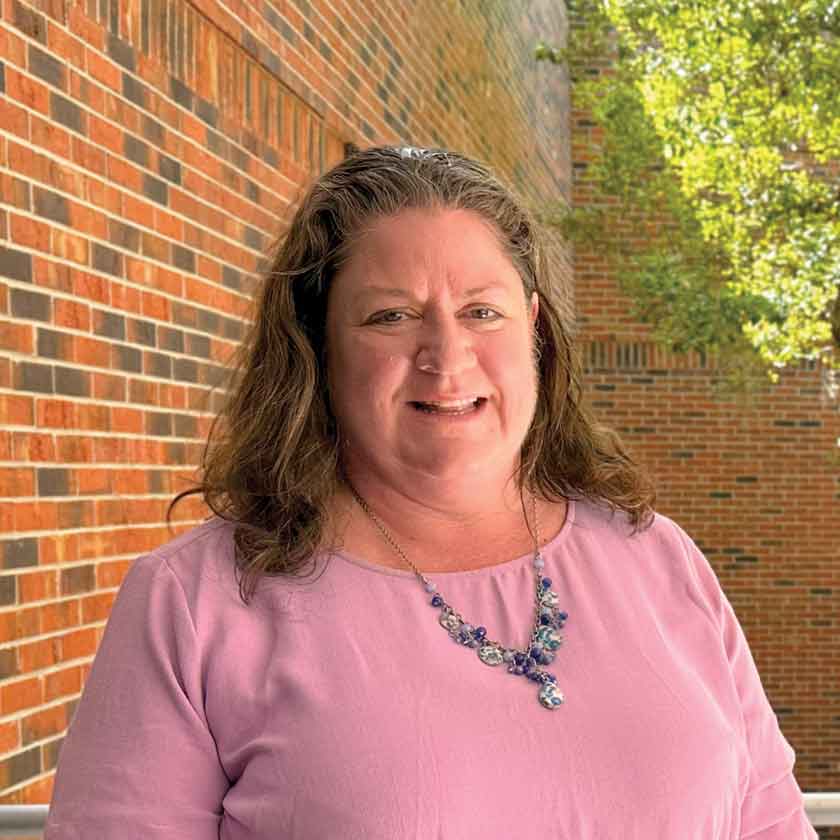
[0,0,568,807]
[570,41,840,829]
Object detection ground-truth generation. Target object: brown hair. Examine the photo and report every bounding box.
[167,145,657,605]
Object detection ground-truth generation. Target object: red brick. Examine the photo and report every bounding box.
[66,4,104,50]
[0,320,33,354]
[85,46,121,92]
[0,393,34,425]
[10,214,50,252]
[5,66,50,115]
[87,113,122,154]
[51,229,89,266]
[0,97,29,140]
[12,430,55,461]
[53,297,90,331]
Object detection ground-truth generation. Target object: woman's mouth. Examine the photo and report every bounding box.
[408,397,487,416]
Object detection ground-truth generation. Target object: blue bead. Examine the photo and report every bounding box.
[541,577,551,589]
[539,614,550,625]
[513,653,525,665]
[431,595,443,607]
[474,626,486,638]
[529,647,542,659]
[558,611,568,620]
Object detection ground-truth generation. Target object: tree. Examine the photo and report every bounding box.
[536,0,840,396]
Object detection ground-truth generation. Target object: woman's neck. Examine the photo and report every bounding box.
[324,481,567,573]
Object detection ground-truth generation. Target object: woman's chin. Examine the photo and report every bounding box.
[398,448,505,480]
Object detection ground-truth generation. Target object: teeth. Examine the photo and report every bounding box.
[419,399,479,409]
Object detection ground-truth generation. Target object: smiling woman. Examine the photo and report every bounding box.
[324,207,542,517]
[43,146,816,840]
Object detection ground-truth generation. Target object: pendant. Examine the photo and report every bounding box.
[538,678,565,709]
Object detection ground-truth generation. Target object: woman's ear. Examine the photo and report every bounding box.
[529,291,539,326]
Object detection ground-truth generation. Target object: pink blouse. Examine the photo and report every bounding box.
[44,497,817,839]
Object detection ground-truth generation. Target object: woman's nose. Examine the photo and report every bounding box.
[415,319,477,376]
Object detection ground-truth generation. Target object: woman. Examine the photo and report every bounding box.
[43,146,815,839]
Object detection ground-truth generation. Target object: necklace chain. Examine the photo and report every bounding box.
[345,486,541,581]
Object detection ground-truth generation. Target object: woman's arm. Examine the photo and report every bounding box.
[43,551,230,839]
[674,522,818,840]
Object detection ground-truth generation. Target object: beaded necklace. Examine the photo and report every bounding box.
[344,481,569,709]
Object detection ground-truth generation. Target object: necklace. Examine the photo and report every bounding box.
[344,482,569,710]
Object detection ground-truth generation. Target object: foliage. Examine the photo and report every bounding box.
[536,0,840,393]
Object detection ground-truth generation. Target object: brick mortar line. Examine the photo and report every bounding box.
[0,194,258,312]
[0,749,71,771]
[0,471,197,485]
[0,750,63,769]
[0,462,203,471]
[0,430,205,442]
[0,521,205,540]
[0,427,207,445]
[0,427,208,442]
[0,19,296,238]
[0,694,95,725]
[0,384,222,410]
[4,477,204,488]
[0,458,203,471]
[0,659,110,701]
[1,452,208,463]
[0,616,111,638]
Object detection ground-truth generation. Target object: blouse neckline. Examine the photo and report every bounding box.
[328,498,577,580]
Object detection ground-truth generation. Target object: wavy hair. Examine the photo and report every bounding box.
[167,145,657,605]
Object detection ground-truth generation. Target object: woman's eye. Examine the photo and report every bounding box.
[469,307,500,320]
[370,310,409,324]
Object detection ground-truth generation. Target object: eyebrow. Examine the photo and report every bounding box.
[356,284,507,301]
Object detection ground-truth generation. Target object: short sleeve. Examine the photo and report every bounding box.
[44,552,229,840]
[672,522,818,840]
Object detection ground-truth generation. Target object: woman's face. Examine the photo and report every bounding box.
[325,206,539,491]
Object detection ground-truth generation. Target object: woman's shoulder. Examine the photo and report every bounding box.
[121,515,239,601]
[570,496,697,561]
[149,515,235,565]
